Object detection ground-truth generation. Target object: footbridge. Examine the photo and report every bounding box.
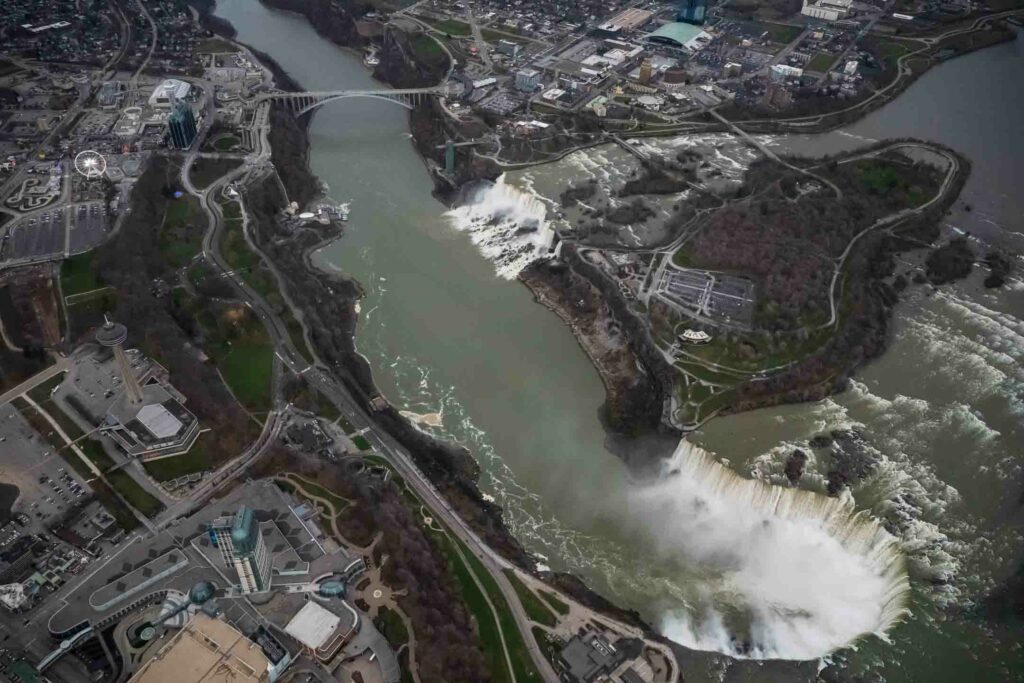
[255,84,455,115]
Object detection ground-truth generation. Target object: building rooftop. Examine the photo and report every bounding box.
[137,403,184,439]
[149,79,191,107]
[646,22,704,49]
[284,601,341,651]
[129,613,270,683]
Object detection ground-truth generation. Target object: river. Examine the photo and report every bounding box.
[214,2,1023,680]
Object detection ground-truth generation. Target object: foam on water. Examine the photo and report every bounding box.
[444,175,554,278]
[636,440,909,660]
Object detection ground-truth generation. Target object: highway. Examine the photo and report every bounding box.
[168,85,679,680]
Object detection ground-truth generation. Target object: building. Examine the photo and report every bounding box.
[770,64,804,82]
[559,632,624,682]
[801,0,852,21]
[638,58,652,85]
[168,101,198,150]
[130,613,273,683]
[283,600,358,661]
[94,321,200,459]
[645,22,706,51]
[677,0,708,25]
[598,8,653,34]
[149,78,191,107]
[496,39,521,58]
[208,507,272,593]
[515,68,541,92]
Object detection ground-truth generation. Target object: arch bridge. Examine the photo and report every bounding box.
[255,85,454,115]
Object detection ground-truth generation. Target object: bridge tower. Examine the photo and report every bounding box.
[445,140,456,174]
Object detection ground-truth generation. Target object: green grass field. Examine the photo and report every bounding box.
[60,252,102,297]
[214,135,240,151]
[218,339,274,412]
[504,570,557,627]
[143,432,217,481]
[762,22,802,44]
[454,537,541,682]
[539,590,570,616]
[430,18,471,35]
[807,52,836,72]
[159,194,205,268]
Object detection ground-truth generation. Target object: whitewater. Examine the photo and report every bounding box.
[443,175,554,278]
[629,440,909,660]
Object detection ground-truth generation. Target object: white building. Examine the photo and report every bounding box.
[770,64,804,82]
[515,68,541,92]
[801,0,852,21]
[148,79,191,107]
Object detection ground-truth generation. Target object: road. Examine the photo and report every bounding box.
[168,102,660,682]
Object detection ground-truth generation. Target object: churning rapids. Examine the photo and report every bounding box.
[444,176,555,279]
[644,441,908,660]
[439,172,910,661]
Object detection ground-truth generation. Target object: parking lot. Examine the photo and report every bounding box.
[68,202,109,254]
[0,402,90,535]
[4,208,66,261]
[656,267,756,328]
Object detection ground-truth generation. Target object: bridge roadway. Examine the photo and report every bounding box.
[254,85,454,115]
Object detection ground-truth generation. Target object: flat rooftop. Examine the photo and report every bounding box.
[130,612,270,683]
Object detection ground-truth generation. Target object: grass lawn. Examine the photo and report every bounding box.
[106,469,164,517]
[430,18,471,35]
[159,194,205,268]
[196,37,237,53]
[504,570,557,627]
[762,22,802,44]
[434,532,513,683]
[352,434,372,451]
[453,536,542,683]
[26,371,67,407]
[671,248,694,268]
[213,135,240,152]
[218,340,274,412]
[539,590,570,616]
[807,52,835,72]
[60,252,102,297]
[143,432,219,481]
[374,607,410,648]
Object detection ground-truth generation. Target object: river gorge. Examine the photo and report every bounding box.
[214,2,1024,679]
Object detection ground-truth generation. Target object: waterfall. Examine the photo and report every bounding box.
[444,175,554,279]
[632,439,910,661]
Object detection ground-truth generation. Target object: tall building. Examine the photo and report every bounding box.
[515,68,541,93]
[167,101,198,150]
[208,507,271,593]
[638,58,653,85]
[677,0,708,25]
[96,317,143,405]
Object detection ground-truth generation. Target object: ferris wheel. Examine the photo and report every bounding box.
[74,150,106,179]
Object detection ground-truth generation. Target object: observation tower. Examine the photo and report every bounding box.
[95,316,144,405]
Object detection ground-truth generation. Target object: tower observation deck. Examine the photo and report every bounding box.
[96,316,144,405]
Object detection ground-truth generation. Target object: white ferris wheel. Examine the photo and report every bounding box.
[74,150,107,179]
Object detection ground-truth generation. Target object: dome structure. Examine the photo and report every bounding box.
[318,580,345,598]
[189,581,216,604]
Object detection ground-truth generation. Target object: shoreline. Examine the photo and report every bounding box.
[197,2,1003,675]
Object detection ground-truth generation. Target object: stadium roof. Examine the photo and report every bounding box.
[646,22,704,48]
